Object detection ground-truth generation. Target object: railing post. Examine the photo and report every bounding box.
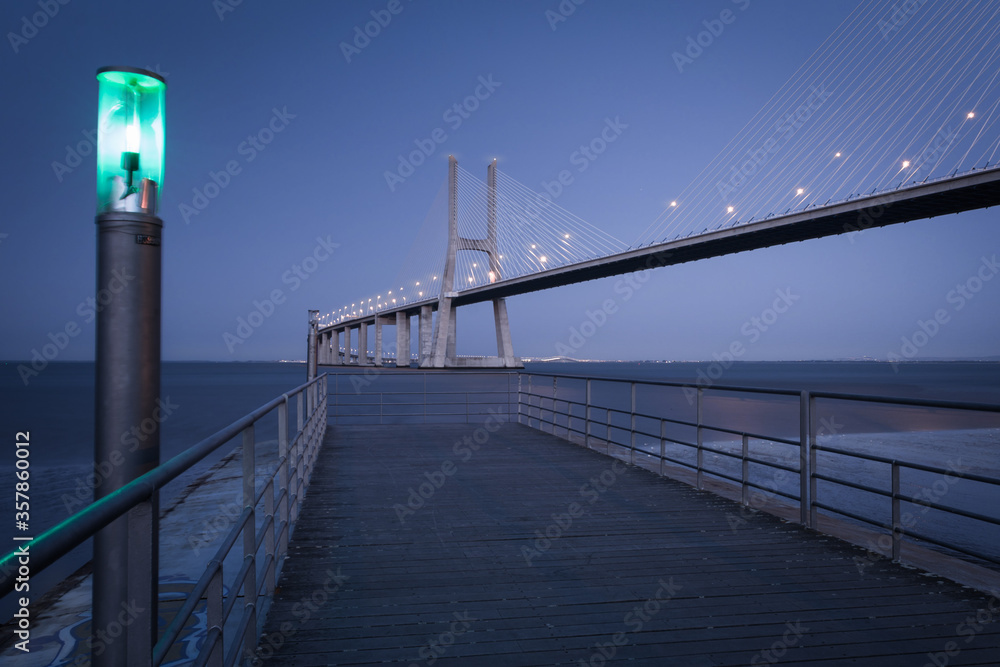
[206,566,223,667]
[630,382,636,465]
[659,419,666,476]
[552,376,558,434]
[742,433,750,506]
[696,388,704,490]
[799,390,810,526]
[809,394,818,528]
[891,461,901,561]
[297,391,304,433]
[278,398,289,558]
[265,479,275,597]
[242,424,257,620]
[585,378,592,448]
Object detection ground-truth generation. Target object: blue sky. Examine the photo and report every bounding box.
[2,0,998,363]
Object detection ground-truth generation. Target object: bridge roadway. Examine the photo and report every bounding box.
[321,167,1000,333]
[257,423,1000,666]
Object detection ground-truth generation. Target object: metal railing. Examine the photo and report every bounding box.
[327,369,516,424]
[517,372,1000,570]
[0,373,328,666]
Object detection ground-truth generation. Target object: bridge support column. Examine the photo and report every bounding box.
[493,298,516,366]
[344,326,353,365]
[419,305,433,365]
[332,330,342,365]
[374,318,383,367]
[396,311,410,367]
[358,322,369,365]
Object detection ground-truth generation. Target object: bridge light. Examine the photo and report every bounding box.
[415,281,420,286]
[468,276,474,283]
[901,160,910,168]
[419,291,423,296]
[433,276,438,280]
[835,152,842,158]
[540,256,547,263]
[473,262,477,267]
[727,206,734,213]
[564,234,570,239]
[968,112,975,119]
[670,201,677,207]
[796,188,805,195]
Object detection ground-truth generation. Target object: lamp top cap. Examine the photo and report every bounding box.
[96,66,167,86]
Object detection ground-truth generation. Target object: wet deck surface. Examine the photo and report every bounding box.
[258,423,1000,666]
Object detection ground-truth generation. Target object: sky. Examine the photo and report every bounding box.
[1,0,999,364]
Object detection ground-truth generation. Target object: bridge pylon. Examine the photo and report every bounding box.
[424,156,521,368]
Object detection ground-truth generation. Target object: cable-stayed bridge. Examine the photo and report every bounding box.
[313,0,1000,368]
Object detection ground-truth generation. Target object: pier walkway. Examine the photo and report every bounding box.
[258,423,1000,666]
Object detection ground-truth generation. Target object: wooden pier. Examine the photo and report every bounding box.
[259,423,1000,666]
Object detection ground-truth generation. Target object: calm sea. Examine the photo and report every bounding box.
[0,360,997,620]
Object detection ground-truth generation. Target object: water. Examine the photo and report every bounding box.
[1,360,997,622]
[0,361,307,622]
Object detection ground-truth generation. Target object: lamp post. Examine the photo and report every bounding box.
[93,66,166,666]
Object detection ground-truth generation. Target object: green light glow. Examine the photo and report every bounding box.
[96,68,166,213]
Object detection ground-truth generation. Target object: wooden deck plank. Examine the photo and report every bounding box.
[256,423,1000,666]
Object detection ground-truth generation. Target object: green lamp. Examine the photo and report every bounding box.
[95,67,166,214]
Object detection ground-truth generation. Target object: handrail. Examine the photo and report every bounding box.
[517,370,1000,574]
[0,372,329,667]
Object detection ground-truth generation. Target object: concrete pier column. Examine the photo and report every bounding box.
[419,305,433,365]
[494,298,516,367]
[331,330,341,365]
[374,317,383,367]
[344,327,353,365]
[396,311,410,368]
[447,308,457,361]
[358,322,369,365]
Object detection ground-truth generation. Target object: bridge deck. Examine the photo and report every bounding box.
[260,423,1000,666]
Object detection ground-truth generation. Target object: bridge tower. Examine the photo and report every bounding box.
[425,156,520,367]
